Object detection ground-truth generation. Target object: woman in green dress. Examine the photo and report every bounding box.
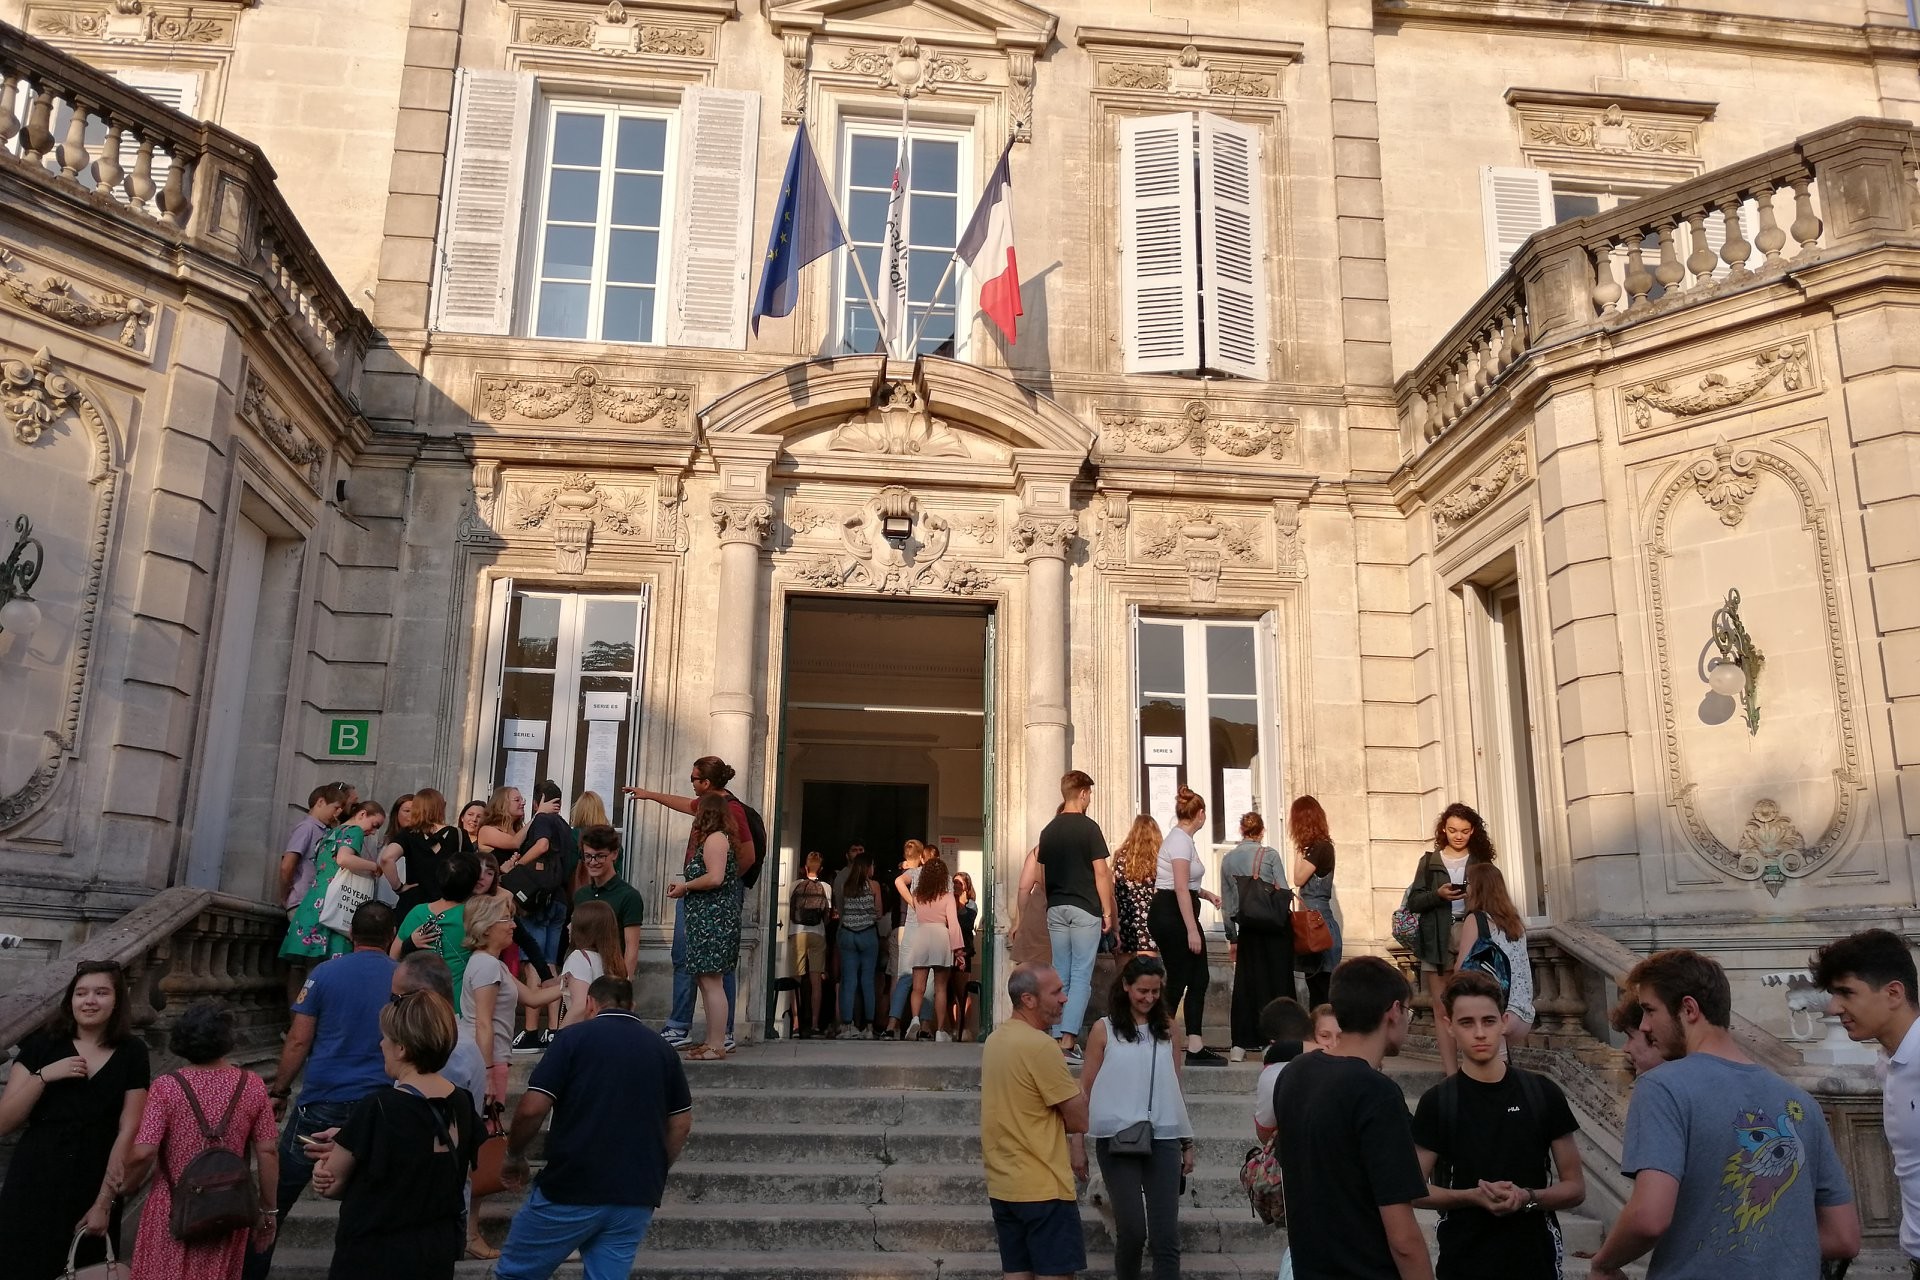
[391,854,483,1013]
[666,794,739,1062]
[281,802,387,961]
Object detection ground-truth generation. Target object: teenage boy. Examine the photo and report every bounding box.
[1275,956,1434,1280]
[277,783,347,999]
[1608,988,1665,1078]
[513,780,574,1052]
[573,825,643,975]
[1812,928,1920,1277]
[1589,948,1859,1280]
[1254,997,1314,1143]
[1412,972,1584,1280]
[1020,771,1115,1063]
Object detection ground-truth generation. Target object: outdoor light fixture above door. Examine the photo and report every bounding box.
[0,513,43,642]
[1706,587,1762,735]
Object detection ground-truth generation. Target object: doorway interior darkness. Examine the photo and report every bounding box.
[768,596,994,1036]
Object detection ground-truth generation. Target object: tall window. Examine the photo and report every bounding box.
[531,104,674,343]
[838,126,964,356]
[1134,616,1272,847]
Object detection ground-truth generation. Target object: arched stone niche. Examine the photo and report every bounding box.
[1643,436,1867,892]
[0,346,122,833]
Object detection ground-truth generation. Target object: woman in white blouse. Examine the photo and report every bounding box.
[1145,787,1225,1065]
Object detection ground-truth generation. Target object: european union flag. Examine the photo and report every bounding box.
[751,127,847,335]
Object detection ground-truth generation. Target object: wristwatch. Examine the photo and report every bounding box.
[1522,1189,1541,1213]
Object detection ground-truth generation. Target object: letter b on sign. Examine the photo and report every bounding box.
[329,718,370,757]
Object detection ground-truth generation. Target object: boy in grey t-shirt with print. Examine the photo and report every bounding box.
[1590,949,1859,1280]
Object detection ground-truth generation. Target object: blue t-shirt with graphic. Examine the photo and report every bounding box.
[1622,1052,1852,1279]
[294,948,398,1104]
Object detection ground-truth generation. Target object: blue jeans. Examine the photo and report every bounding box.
[1048,904,1101,1041]
[667,894,735,1035]
[839,926,879,1023]
[519,901,567,979]
[496,1187,654,1280]
[890,970,936,1022]
[243,1096,360,1280]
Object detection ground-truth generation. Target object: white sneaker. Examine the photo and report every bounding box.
[905,1018,921,1040]
[661,1028,688,1047]
[1229,1046,1247,1063]
[935,1031,952,1043]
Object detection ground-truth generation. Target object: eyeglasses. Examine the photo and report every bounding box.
[584,851,614,862]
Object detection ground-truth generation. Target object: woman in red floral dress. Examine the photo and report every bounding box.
[125,1002,278,1280]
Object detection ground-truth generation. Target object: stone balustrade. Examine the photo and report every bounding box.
[1404,116,1920,450]
[0,888,291,1063]
[0,21,366,388]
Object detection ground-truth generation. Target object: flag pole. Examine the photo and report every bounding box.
[888,90,913,358]
[805,116,887,344]
[907,254,959,354]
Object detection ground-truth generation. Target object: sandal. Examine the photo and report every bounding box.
[464,1241,500,1261]
[684,1045,728,1062]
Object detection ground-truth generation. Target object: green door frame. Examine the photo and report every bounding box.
[977,607,997,1036]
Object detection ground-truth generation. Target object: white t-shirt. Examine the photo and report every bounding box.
[562,948,606,986]
[1155,827,1203,892]
[1254,1059,1289,1132]
[1443,852,1469,917]
[459,951,517,1062]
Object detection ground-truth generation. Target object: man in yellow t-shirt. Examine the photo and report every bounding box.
[980,963,1090,1279]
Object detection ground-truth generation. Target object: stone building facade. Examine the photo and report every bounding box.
[1,0,1917,1061]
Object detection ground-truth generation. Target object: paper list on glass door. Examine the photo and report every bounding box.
[584,720,619,805]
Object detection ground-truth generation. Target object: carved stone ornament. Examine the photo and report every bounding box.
[1135,505,1259,601]
[515,4,711,58]
[240,373,327,492]
[1736,799,1806,896]
[960,512,998,545]
[1689,437,1759,528]
[1099,46,1275,98]
[711,497,774,548]
[1433,438,1531,541]
[1648,447,1865,885]
[457,460,502,546]
[1092,490,1130,571]
[31,0,233,45]
[655,470,687,552]
[1272,498,1304,577]
[510,473,647,572]
[479,365,691,431]
[786,486,992,597]
[826,37,986,96]
[0,346,118,832]
[0,248,151,350]
[1099,400,1297,462]
[1011,511,1078,560]
[1622,341,1811,432]
[2,346,82,445]
[829,378,970,458]
[1515,101,1701,160]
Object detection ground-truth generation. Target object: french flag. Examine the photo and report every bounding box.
[956,141,1022,343]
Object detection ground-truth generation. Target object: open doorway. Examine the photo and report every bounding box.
[770,596,994,1038]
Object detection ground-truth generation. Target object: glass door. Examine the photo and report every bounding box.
[482,587,650,859]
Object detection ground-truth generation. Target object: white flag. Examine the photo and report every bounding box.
[878,133,912,358]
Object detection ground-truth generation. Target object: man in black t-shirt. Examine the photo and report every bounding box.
[1275,956,1434,1280]
[1412,971,1584,1280]
[1030,770,1114,1060]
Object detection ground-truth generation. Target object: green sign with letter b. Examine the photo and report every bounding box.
[328,718,370,757]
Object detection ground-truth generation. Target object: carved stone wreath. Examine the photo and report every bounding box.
[479,365,690,430]
[240,373,327,492]
[1622,341,1810,432]
[1099,400,1297,461]
[516,4,710,58]
[1433,439,1531,541]
[33,0,233,45]
[0,248,150,350]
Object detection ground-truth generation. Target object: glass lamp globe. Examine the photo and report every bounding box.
[1707,660,1747,697]
[0,595,40,640]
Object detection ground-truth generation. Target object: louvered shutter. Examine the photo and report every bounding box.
[112,70,198,202]
[1119,113,1200,374]
[667,87,760,350]
[1480,166,1554,282]
[1197,111,1268,380]
[433,69,533,335]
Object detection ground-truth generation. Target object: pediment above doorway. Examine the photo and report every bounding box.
[763,0,1058,51]
[699,355,1093,480]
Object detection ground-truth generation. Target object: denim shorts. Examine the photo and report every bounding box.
[990,1198,1086,1276]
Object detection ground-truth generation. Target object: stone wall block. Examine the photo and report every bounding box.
[1899,768,1920,838]
[1338,216,1388,260]
[378,238,437,286]
[1357,562,1411,612]
[398,66,456,112]
[1531,397,1602,462]
[1556,672,1629,741]
[1560,733,1635,800]
[1841,368,1920,444]
[1341,256,1391,301]
[1326,25,1375,64]
[1330,100,1380,141]
[1334,176,1386,220]
[1330,63,1377,102]
[1835,306,1920,379]
[1550,615,1625,682]
[1362,655,1418,703]
[1537,447,1608,513]
[1333,137,1383,180]
[387,151,449,198]
[402,26,460,69]
[118,617,201,698]
[1563,793,1641,861]
[1884,631,1920,699]
[1864,497,1920,568]
[131,552,210,631]
[1854,434,1920,506]
[1541,502,1611,575]
[1893,701,1920,767]
[1545,560,1618,629]
[142,489,222,571]
[1367,793,1426,844]
[1364,701,1420,747]
[322,564,400,615]
[1872,561,1920,633]
[1359,611,1415,658]
[103,745,183,821]
[393,107,452,155]
[150,428,225,509]
[381,192,444,241]
[1366,746,1423,793]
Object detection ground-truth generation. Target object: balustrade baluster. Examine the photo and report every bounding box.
[1789,177,1822,249]
[1719,194,1753,279]
[1590,239,1623,315]
[1753,183,1787,267]
[1685,208,1718,285]
[93,117,125,196]
[1906,152,1920,230]
[0,76,21,151]
[1622,233,1655,309]
[23,85,55,167]
[158,148,190,226]
[1653,219,1684,297]
[59,97,95,182]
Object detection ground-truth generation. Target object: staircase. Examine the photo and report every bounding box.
[265,1039,1613,1278]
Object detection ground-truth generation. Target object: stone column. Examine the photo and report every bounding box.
[1011,450,1083,844]
[703,437,781,777]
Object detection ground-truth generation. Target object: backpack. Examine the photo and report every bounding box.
[502,817,569,913]
[734,800,767,889]
[1460,910,1513,995]
[792,877,830,927]
[1240,1139,1286,1226]
[161,1070,258,1242]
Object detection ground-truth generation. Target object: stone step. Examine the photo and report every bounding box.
[260,1247,1283,1278]
[671,1084,1261,1129]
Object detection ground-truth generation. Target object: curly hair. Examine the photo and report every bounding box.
[1113,815,1162,885]
[167,1000,236,1065]
[1432,802,1496,863]
[914,854,951,903]
[688,792,738,847]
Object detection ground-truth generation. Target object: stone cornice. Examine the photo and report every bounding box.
[1072,25,1304,64]
[1503,87,1717,122]
[1376,0,1920,61]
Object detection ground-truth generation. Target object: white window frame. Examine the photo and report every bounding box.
[521,95,681,345]
[1130,613,1282,907]
[832,117,974,360]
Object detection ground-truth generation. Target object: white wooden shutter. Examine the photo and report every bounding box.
[1480,166,1554,282]
[668,86,760,350]
[1197,111,1268,380]
[1119,113,1200,374]
[111,70,198,200]
[433,69,533,335]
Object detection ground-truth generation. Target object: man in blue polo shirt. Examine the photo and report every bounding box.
[497,975,693,1279]
[247,900,397,1280]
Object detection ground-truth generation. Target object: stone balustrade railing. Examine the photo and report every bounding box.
[1404,116,1920,450]
[0,21,366,388]
[0,888,291,1063]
